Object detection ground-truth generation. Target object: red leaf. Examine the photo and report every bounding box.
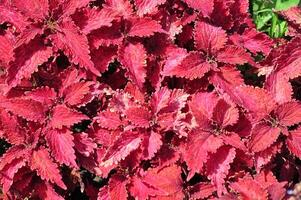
[287,127,301,159]
[135,0,166,16]
[221,132,247,151]
[212,99,239,127]
[118,43,147,89]
[125,106,151,128]
[183,0,214,17]
[0,158,26,193]
[60,0,91,18]
[183,130,223,180]
[101,131,142,167]
[216,46,252,65]
[0,6,29,31]
[249,123,281,153]
[189,182,216,200]
[25,86,57,106]
[89,22,123,48]
[0,146,28,170]
[230,28,273,55]
[0,110,25,145]
[45,129,78,168]
[129,176,162,200]
[126,17,163,37]
[274,101,301,126]
[51,19,100,76]
[143,165,183,196]
[234,85,276,122]
[206,146,236,196]
[35,182,64,200]
[74,133,97,157]
[0,31,14,65]
[231,176,268,200]
[50,104,88,129]
[163,52,211,80]
[0,98,46,122]
[264,73,293,104]
[7,39,53,89]
[74,7,117,34]
[97,186,111,200]
[281,6,301,26]
[141,131,162,160]
[11,0,49,20]
[96,110,122,130]
[194,22,227,53]
[151,87,188,114]
[62,81,94,106]
[189,92,219,129]
[255,143,282,170]
[91,46,117,73]
[30,148,66,189]
[104,0,133,18]
[109,174,128,200]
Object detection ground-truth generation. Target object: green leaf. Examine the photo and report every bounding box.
[275,0,300,11]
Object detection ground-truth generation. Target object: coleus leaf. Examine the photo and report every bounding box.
[51,19,100,76]
[104,0,133,18]
[274,101,301,126]
[0,5,29,31]
[189,92,219,129]
[230,176,268,200]
[206,146,236,196]
[108,174,128,200]
[101,131,142,167]
[230,28,274,55]
[45,128,78,168]
[62,81,94,106]
[142,165,183,196]
[30,147,66,189]
[129,176,162,200]
[249,123,281,153]
[183,0,214,17]
[0,146,28,170]
[74,7,117,34]
[234,85,276,122]
[216,46,252,65]
[0,110,25,145]
[163,51,211,80]
[134,0,166,16]
[212,99,239,128]
[35,182,64,200]
[7,38,53,89]
[125,106,151,128]
[73,133,97,157]
[25,86,57,106]
[280,6,301,25]
[96,110,123,130]
[0,31,14,65]
[264,73,293,104]
[0,97,46,122]
[287,127,301,159]
[91,46,117,73]
[0,157,26,193]
[126,17,163,37]
[118,43,147,89]
[194,21,227,53]
[183,130,223,180]
[49,104,89,129]
[59,0,92,18]
[11,0,49,21]
[141,131,162,160]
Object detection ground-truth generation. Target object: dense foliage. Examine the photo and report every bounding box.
[0,0,301,199]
